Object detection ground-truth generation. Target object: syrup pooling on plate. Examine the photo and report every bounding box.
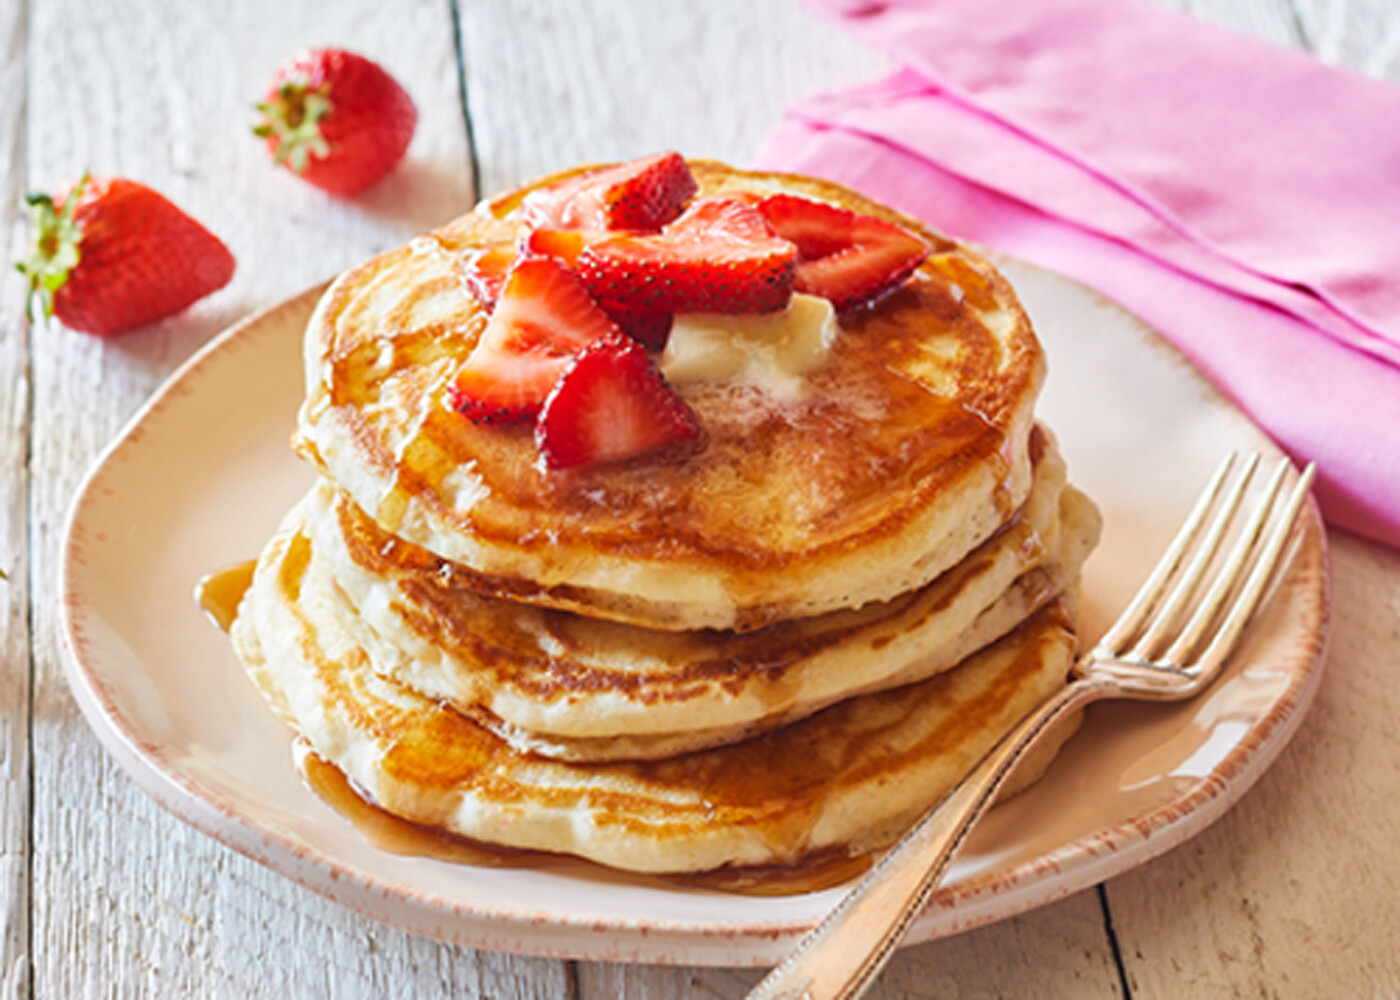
[298,736,868,895]
[238,505,1087,876]
[195,560,256,633]
[292,739,538,868]
[669,849,873,896]
[48,151,1323,954]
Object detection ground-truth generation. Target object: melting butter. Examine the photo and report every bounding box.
[661,293,837,400]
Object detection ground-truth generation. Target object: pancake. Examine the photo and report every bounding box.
[300,427,1101,761]
[294,161,1046,632]
[232,511,1083,875]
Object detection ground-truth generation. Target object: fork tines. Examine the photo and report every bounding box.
[1098,452,1316,673]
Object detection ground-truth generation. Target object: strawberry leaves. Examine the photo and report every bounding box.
[17,176,235,338]
[255,49,418,196]
[17,175,87,323]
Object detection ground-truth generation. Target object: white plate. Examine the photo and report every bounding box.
[58,262,1329,967]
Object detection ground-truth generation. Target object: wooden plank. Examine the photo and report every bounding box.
[0,0,30,995]
[1182,0,1308,45]
[1185,0,1400,78]
[458,0,891,199]
[19,0,1399,997]
[579,893,1124,999]
[1292,0,1400,72]
[20,0,565,996]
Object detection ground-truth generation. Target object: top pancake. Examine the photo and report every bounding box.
[295,160,1046,632]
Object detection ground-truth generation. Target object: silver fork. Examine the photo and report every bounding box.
[747,452,1317,1000]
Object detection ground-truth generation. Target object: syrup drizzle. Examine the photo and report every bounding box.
[668,850,870,896]
[292,739,536,867]
[201,559,869,894]
[292,739,867,894]
[194,560,256,632]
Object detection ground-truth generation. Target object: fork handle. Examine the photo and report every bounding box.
[746,677,1110,1000]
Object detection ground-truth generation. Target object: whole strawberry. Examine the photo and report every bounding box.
[17,176,236,338]
[254,48,417,195]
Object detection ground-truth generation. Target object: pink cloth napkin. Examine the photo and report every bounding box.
[754,0,1400,548]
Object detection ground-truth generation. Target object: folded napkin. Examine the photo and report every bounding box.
[755,0,1400,548]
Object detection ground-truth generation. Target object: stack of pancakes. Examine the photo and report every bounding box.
[229,161,1101,879]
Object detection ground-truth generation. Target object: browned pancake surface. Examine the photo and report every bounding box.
[298,161,1045,629]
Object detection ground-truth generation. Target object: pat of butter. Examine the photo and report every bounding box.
[661,293,837,398]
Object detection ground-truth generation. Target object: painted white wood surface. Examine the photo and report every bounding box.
[1,0,31,995]
[3,0,1398,997]
[17,1,548,998]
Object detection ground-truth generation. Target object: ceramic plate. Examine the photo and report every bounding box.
[59,260,1329,966]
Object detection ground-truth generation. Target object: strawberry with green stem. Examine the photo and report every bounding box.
[254,48,417,196]
[17,175,235,338]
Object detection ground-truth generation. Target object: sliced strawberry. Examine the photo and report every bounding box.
[756,194,930,311]
[447,257,619,424]
[605,306,672,351]
[518,226,605,267]
[459,243,517,309]
[517,227,672,349]
[520,152,697,232]
[598,152,698,231]
[755,195,853,259]
[536,330,700,470]
[576,197,796,316]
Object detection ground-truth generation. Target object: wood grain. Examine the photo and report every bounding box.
[577,895,1125,999]
[1107,537,1400,999]
[1294,0,1400,73]
[457,0,890,196]
[1184,0,1309,45]
[0,0,30,996]
[456,4,1124,993]
[459,3,1117,993]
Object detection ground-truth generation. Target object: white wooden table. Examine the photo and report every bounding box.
[4,0,1399,996]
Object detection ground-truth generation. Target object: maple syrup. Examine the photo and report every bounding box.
[670,849,870,896]
[194,559,256,632]
[292,739,536,867]
[291,737,869,894]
